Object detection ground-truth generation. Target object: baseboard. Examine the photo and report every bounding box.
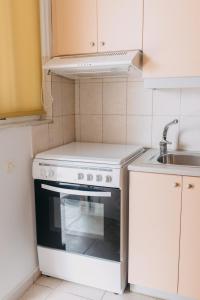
[130,285,193,300]
[3,267,41,300]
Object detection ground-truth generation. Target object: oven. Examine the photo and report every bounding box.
[34,180,121,262]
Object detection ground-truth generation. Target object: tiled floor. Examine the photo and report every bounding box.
[19,276,156,300]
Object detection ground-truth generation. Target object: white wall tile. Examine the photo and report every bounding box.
[51,75,63,82]
[80,115,102,142]
[75,115,81,141]
[103,115,126,144]
[103,82,126,115]
[80,78,102,84]
[181,88,200,115]
[153,89,181,115]
[80,82,102,115]
[48,117,63,148]
[61,82,75,115]
[128,71,143,81]
[179,117,200,151]
[152,116,179,149]
[127,116,152,147]
[52,81,62,117]
[103,77,127,83]
[127,82,152,115]
[62,115,75,144]
[32,124,49,155]
[75,80,200,150]
[43,80,53,117]
[75,81,80,114]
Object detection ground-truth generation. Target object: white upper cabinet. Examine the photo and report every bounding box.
[143,0,200,79]
[52,0,98,56]
[97,0,143,52]
[52,0,143,56]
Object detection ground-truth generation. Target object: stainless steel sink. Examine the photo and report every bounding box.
[157,153,200,167]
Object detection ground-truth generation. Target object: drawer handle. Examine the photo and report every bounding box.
[187,184,194,189]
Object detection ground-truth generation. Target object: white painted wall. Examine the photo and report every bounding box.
[0,74,76,299]
[0,127,38,300]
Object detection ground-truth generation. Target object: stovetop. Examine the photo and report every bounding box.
[35,142,143,166]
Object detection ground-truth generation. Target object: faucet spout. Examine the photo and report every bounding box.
[162,119,179,141]
[160,119,179,156]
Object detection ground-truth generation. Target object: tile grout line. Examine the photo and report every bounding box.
[101,79,104,143]
[125,77,128,144]
[150,89,154,148]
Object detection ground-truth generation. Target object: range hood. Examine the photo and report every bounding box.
[44,50,142,79]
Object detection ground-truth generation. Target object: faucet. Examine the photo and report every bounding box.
[160,119,179,156]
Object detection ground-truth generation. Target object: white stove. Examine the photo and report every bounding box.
[33,142,144,294]
[33,142,143,188]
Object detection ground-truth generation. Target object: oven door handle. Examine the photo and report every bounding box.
[41,184,111,198]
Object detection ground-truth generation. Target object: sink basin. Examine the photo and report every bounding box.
[157,153,200,167]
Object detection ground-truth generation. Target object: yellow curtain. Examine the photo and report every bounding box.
[0,0,44,118]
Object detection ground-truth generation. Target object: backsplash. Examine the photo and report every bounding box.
[75,78,200,151]
[32,75,75,155]
[32,75,200,154]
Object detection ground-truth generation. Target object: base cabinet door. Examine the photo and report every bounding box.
[178,177,200,300]
[129,172,182,293]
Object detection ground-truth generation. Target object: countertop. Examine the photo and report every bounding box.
[128,148,200,177]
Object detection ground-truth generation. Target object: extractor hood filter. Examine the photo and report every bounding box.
[44,50,142,79]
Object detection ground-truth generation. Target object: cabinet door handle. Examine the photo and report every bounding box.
[187,184,194,189]
[100,41,106,46]
[90,41,95,47]
[173,182,180,188]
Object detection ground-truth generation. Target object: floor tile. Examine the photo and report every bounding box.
[58,281,105,300]
[20,284,52,300]
[46,290,87,300]
[103,291,155,300]
[36,275,63,289]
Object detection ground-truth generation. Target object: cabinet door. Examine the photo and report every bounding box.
[129,172,181,293]
[52,0,97,56]
[143,0,200,78]
[179,177,200,300]
[97,0,143,52]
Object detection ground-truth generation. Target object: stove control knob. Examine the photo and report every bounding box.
[78,173,84,180]
[87,174,93,181]
[106,175,112,183]
[96,175,103,182]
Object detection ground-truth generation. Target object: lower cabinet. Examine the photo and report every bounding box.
[128,172,182,293]
[178,177,200,300]
[129,172,200,300]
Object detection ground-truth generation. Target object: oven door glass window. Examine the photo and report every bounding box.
[35,180,120,262]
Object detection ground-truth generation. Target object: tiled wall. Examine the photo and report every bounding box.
[75,78,200,151]
[32,75,75,155]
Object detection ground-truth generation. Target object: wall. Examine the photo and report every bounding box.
[32,75,75,155]
[0,74,76,300]
[0,127,37,300]
[75,77,200,151]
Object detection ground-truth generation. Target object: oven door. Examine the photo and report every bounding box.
[34,180,120,262]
